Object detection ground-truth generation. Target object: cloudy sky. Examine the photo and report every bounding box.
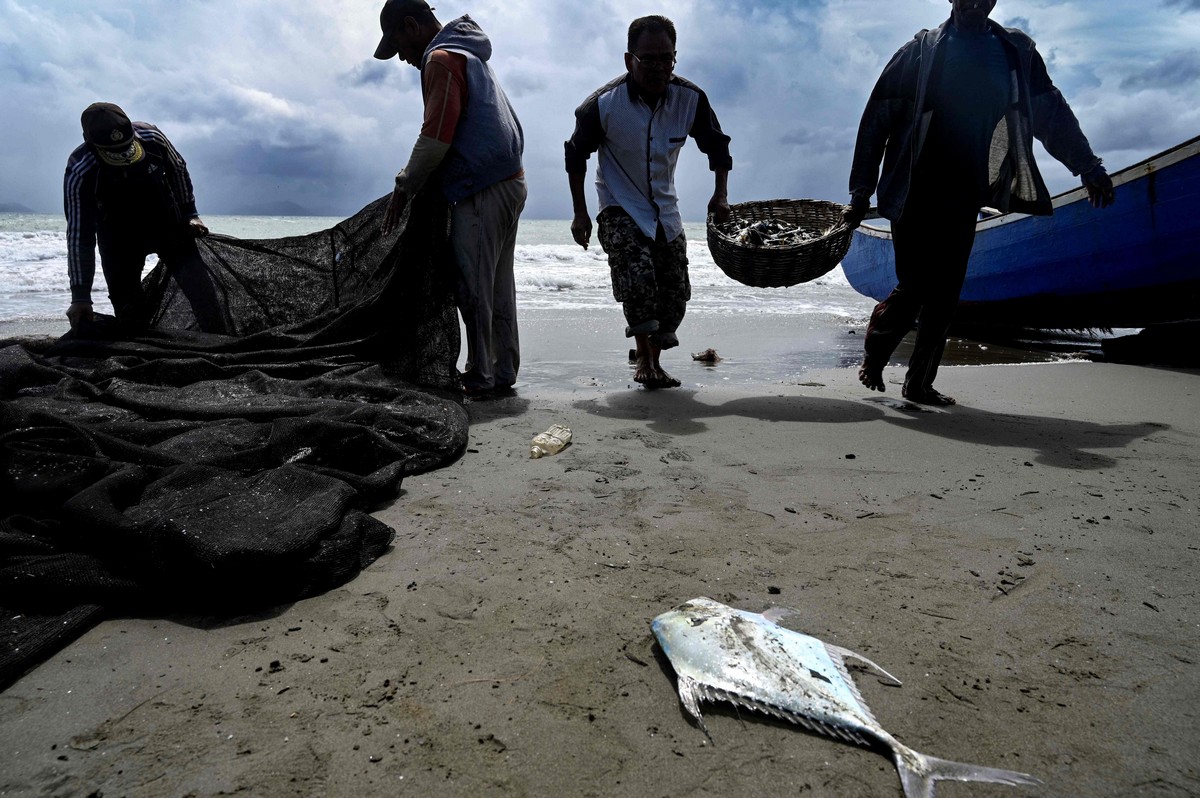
[2,0,1198,218]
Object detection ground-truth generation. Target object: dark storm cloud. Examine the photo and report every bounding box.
[0,42,45,84]
[342,60,393,88]
[225,138,343,181]
[2,0,1198,216]
[778,123,854,152]
[1003,16,1033,33]
[117,79,378,214]
[684,62,751,107]
[187,135,373,217]
[704,0,831,16]
[1120,51,1200,90]
[500,69,549,99]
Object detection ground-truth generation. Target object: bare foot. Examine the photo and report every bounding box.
[634,357,653,385]
[653,367,681,388]
[902,386,956,406]
[858,362,884,392]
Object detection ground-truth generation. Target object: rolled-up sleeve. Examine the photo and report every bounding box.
[689,90,732,171]
[564,94,603,174]
[397,51,464,195]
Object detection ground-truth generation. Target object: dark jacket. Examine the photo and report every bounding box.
[848,18,1102,221]
[64,122,199,304]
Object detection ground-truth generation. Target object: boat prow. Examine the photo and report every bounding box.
[840,136,1200,330]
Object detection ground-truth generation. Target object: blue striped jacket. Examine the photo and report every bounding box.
[63,122,199,304]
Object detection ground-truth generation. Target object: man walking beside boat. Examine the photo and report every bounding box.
[843,0,1115,405]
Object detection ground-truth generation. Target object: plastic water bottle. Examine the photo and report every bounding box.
[530,423,572,459]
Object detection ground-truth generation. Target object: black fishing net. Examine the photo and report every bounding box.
[0,193,469,688]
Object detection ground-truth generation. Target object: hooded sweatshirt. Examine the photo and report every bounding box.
[395,15,524,204]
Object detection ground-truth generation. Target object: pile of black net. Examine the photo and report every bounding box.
[0,194,469,688]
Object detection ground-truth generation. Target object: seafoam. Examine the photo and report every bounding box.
[0,215,872,328]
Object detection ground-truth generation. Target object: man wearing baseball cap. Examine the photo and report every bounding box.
[374,1,527,398]
[64,102,212,331]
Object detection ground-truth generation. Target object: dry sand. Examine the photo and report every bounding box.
[1,359,1197,797]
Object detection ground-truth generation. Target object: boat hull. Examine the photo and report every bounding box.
[840,137,1200,329]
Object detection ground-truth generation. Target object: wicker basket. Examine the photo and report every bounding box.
[707,199,853,288]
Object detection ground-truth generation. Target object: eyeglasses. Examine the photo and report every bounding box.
[630,53,676,70]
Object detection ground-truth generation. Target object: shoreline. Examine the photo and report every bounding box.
[511,306,1068,394]
[2,285,1101,395]
[1,360,1197,796]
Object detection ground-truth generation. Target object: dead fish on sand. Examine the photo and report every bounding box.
[651,597,1041,798]
[691,348,722,363]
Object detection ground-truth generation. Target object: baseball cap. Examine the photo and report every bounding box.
[373,0,433,59]
[81,102,144,166]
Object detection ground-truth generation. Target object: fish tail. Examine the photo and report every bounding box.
[895,746,1042,798]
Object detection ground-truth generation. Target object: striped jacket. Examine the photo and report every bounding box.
[64,122,199,304]
[565,75,732,241]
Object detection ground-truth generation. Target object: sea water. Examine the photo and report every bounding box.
[0,213,872,331]
[0,213,355,327]
[1,212,1072,387]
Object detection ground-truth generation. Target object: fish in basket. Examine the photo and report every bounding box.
[707,199,854,288]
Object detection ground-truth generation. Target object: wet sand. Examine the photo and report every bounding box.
[1,315,1197,797]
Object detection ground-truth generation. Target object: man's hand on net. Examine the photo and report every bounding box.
[66,302,93,330]
[383,186,409,236]
[189,217,210,237]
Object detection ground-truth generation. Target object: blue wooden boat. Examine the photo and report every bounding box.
[840,135,1200,329]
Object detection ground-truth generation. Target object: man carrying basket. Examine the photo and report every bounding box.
[565,15,732,389]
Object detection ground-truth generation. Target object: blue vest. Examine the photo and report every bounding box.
[424,17,524,203]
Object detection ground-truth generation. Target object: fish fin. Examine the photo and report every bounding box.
[760,606,795,624]
[894,746,1042,798]
[826,643,903,686]
[713,686,873,748]
[675,675,713,741]
[822,644,887,728]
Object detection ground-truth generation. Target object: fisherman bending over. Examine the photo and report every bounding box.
[65,102,214,332]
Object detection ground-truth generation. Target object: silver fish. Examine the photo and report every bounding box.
[651,597,1041,798]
